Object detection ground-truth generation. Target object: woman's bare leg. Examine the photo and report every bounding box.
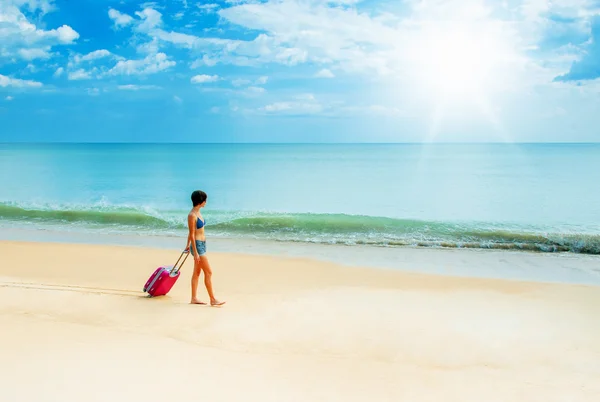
[200,255,225,306]
[190,259,206,305]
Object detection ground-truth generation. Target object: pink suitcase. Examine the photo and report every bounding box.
[143,250,189,297]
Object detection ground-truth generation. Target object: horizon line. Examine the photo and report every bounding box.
[1,141,599,145]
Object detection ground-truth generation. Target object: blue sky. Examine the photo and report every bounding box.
[1,0,599,143]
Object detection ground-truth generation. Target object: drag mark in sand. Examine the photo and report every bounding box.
[0,281,142,298]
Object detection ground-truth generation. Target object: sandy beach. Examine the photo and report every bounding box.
[1,240,599,401]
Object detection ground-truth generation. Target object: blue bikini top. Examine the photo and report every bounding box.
[196,214,205,229]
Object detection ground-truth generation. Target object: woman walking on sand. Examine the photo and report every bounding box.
[185,190,225,306]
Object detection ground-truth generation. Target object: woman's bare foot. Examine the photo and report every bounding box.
[210,299,226,306]
[190,298,207,305]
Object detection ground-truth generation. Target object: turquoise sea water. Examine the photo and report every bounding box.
[1,143,599,254]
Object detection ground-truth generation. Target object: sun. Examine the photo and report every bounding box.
[418,31,490,99]
[408,24,513,104]
[390,19,523,140]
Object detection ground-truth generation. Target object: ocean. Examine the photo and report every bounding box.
[1,143,599,254]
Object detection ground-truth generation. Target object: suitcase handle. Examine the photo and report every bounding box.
[172,250,190,275]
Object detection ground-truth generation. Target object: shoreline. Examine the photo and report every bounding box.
[2,202,599,256]
[1,227,600,286]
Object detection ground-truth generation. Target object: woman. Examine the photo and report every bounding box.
[185,190,225,306]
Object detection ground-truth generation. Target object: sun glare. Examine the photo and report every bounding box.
[410,25,509,103]
[394,19,523,141]
[419,31,490,98]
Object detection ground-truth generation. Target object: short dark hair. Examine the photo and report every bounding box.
[191,190,207,206]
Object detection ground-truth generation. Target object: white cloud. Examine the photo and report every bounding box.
[255,75,268,85]
[53,67,64,77]
[191,74,219,83]
[0,74,43,88]
[122,0,526,90]
[211,1,401,72]
[100,8,182,77]
[198,3,220,12]
[108,8,134,28]
[231,78,251,87]
[173,95,183,103]
[140,2,162,10]
[102,2,397,78]
[108,52,176,76]
[274,47,308,65]
[255,93,403,117]
[295,93,316,101]
[261,101,323,114]
[55,25,78,42]
[5,96,14,101]
[75,49,112,63]
[0,2,79,62]
[135,7,163,31]
[19,0,574,108]
[246,86,265,94]
[341,104,404,117]
[260,93,323,115]
[315,68,335,78]
[136,38,161,55]
[64,49,118,79]
[152,30,200,48]
[117,84,161,90]
[232,75,269,87]
[111,4,320,77]
[191,55,218,68]
[68,69,91,80]
[263,102,292,112]
[112,5,312,68]
[11,0,55,15]
[17,48,51,60]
